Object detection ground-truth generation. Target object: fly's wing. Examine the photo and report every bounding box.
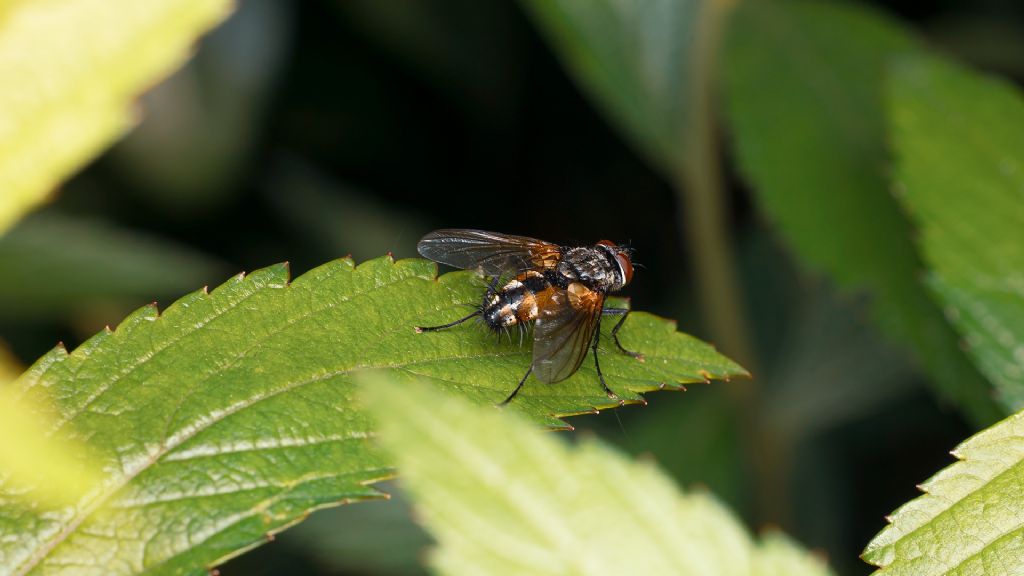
[417,229,561,276]
[532,284,603,383]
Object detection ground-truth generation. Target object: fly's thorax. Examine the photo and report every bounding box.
[556,246,625,292]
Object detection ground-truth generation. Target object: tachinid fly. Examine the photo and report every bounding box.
[415,229,643,405]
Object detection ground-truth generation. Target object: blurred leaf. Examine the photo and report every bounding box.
[366,375,833,576]
[722,0,1003,422]
[281,481,430,576]
[264,155,426,262]
[862,409,1024,574]
[619,389,746,511]
[521,0,701,175]
[0,213,226,321]
[925,15,1024,80]
[0,340,20,383]
[111,0,291,213]
[886,54,1024,409]
[756,532,832,576]
[765,288,917,438]
[1,256,744,574]
[0,0,234,235]
[0,384,104,508]
[336,0,523,127]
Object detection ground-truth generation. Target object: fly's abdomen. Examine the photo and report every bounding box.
[481,271,549,330]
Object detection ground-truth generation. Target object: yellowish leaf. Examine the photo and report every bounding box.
[0,0,234,234]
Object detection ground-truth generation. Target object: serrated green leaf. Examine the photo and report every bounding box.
[886,54,1024,409]
[365,375,832,576]
[0,256,744,575]
[722,0,1003,422]
[862,409,1024,574]
[521,0,700,174]
[0,0,233,235]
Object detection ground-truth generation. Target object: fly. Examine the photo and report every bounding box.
[415,229,644,405]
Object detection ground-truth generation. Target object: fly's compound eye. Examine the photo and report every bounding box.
[615,251,633,285]
[597,240,633,286]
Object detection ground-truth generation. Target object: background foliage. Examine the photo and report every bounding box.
[1,0,1023,574]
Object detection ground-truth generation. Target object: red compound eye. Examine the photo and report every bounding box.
[597,240,633,285]
[615,251,633,285]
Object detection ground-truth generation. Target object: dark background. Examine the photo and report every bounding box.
[2,1,1022,574]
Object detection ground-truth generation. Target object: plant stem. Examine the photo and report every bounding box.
[676,0,790,527]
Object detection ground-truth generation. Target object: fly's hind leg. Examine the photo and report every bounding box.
[603,307,644,361]
[415,310,480,333]
[416,274,498,333]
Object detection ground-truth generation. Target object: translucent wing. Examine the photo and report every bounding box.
[532,284,604,383]
[417,229,561,276]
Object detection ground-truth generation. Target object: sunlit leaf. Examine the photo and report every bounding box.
[365,375,832,576]
[0,0,234,234]
[0,385,103,508]
[886,53,1024,409]
[0,256,744,574]
[722,0,1003,422]
[863,409,1024,574]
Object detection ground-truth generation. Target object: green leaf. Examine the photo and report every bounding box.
[365,375,833,576]
[862,409,1024,574]
[1,256,744,575]
[0,0,234,235]
[521,0,701,174]
[722,0,1003,422]
[886,54,1024,409]
[0,213,227,320]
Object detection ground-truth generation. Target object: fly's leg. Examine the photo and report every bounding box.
[603,307,644,361]
[415,310,480,333]
[499,365,533,406]
[416,274,498,333]
[591,313,618,399]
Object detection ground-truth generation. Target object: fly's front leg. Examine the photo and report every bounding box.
[603,307,644,362]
